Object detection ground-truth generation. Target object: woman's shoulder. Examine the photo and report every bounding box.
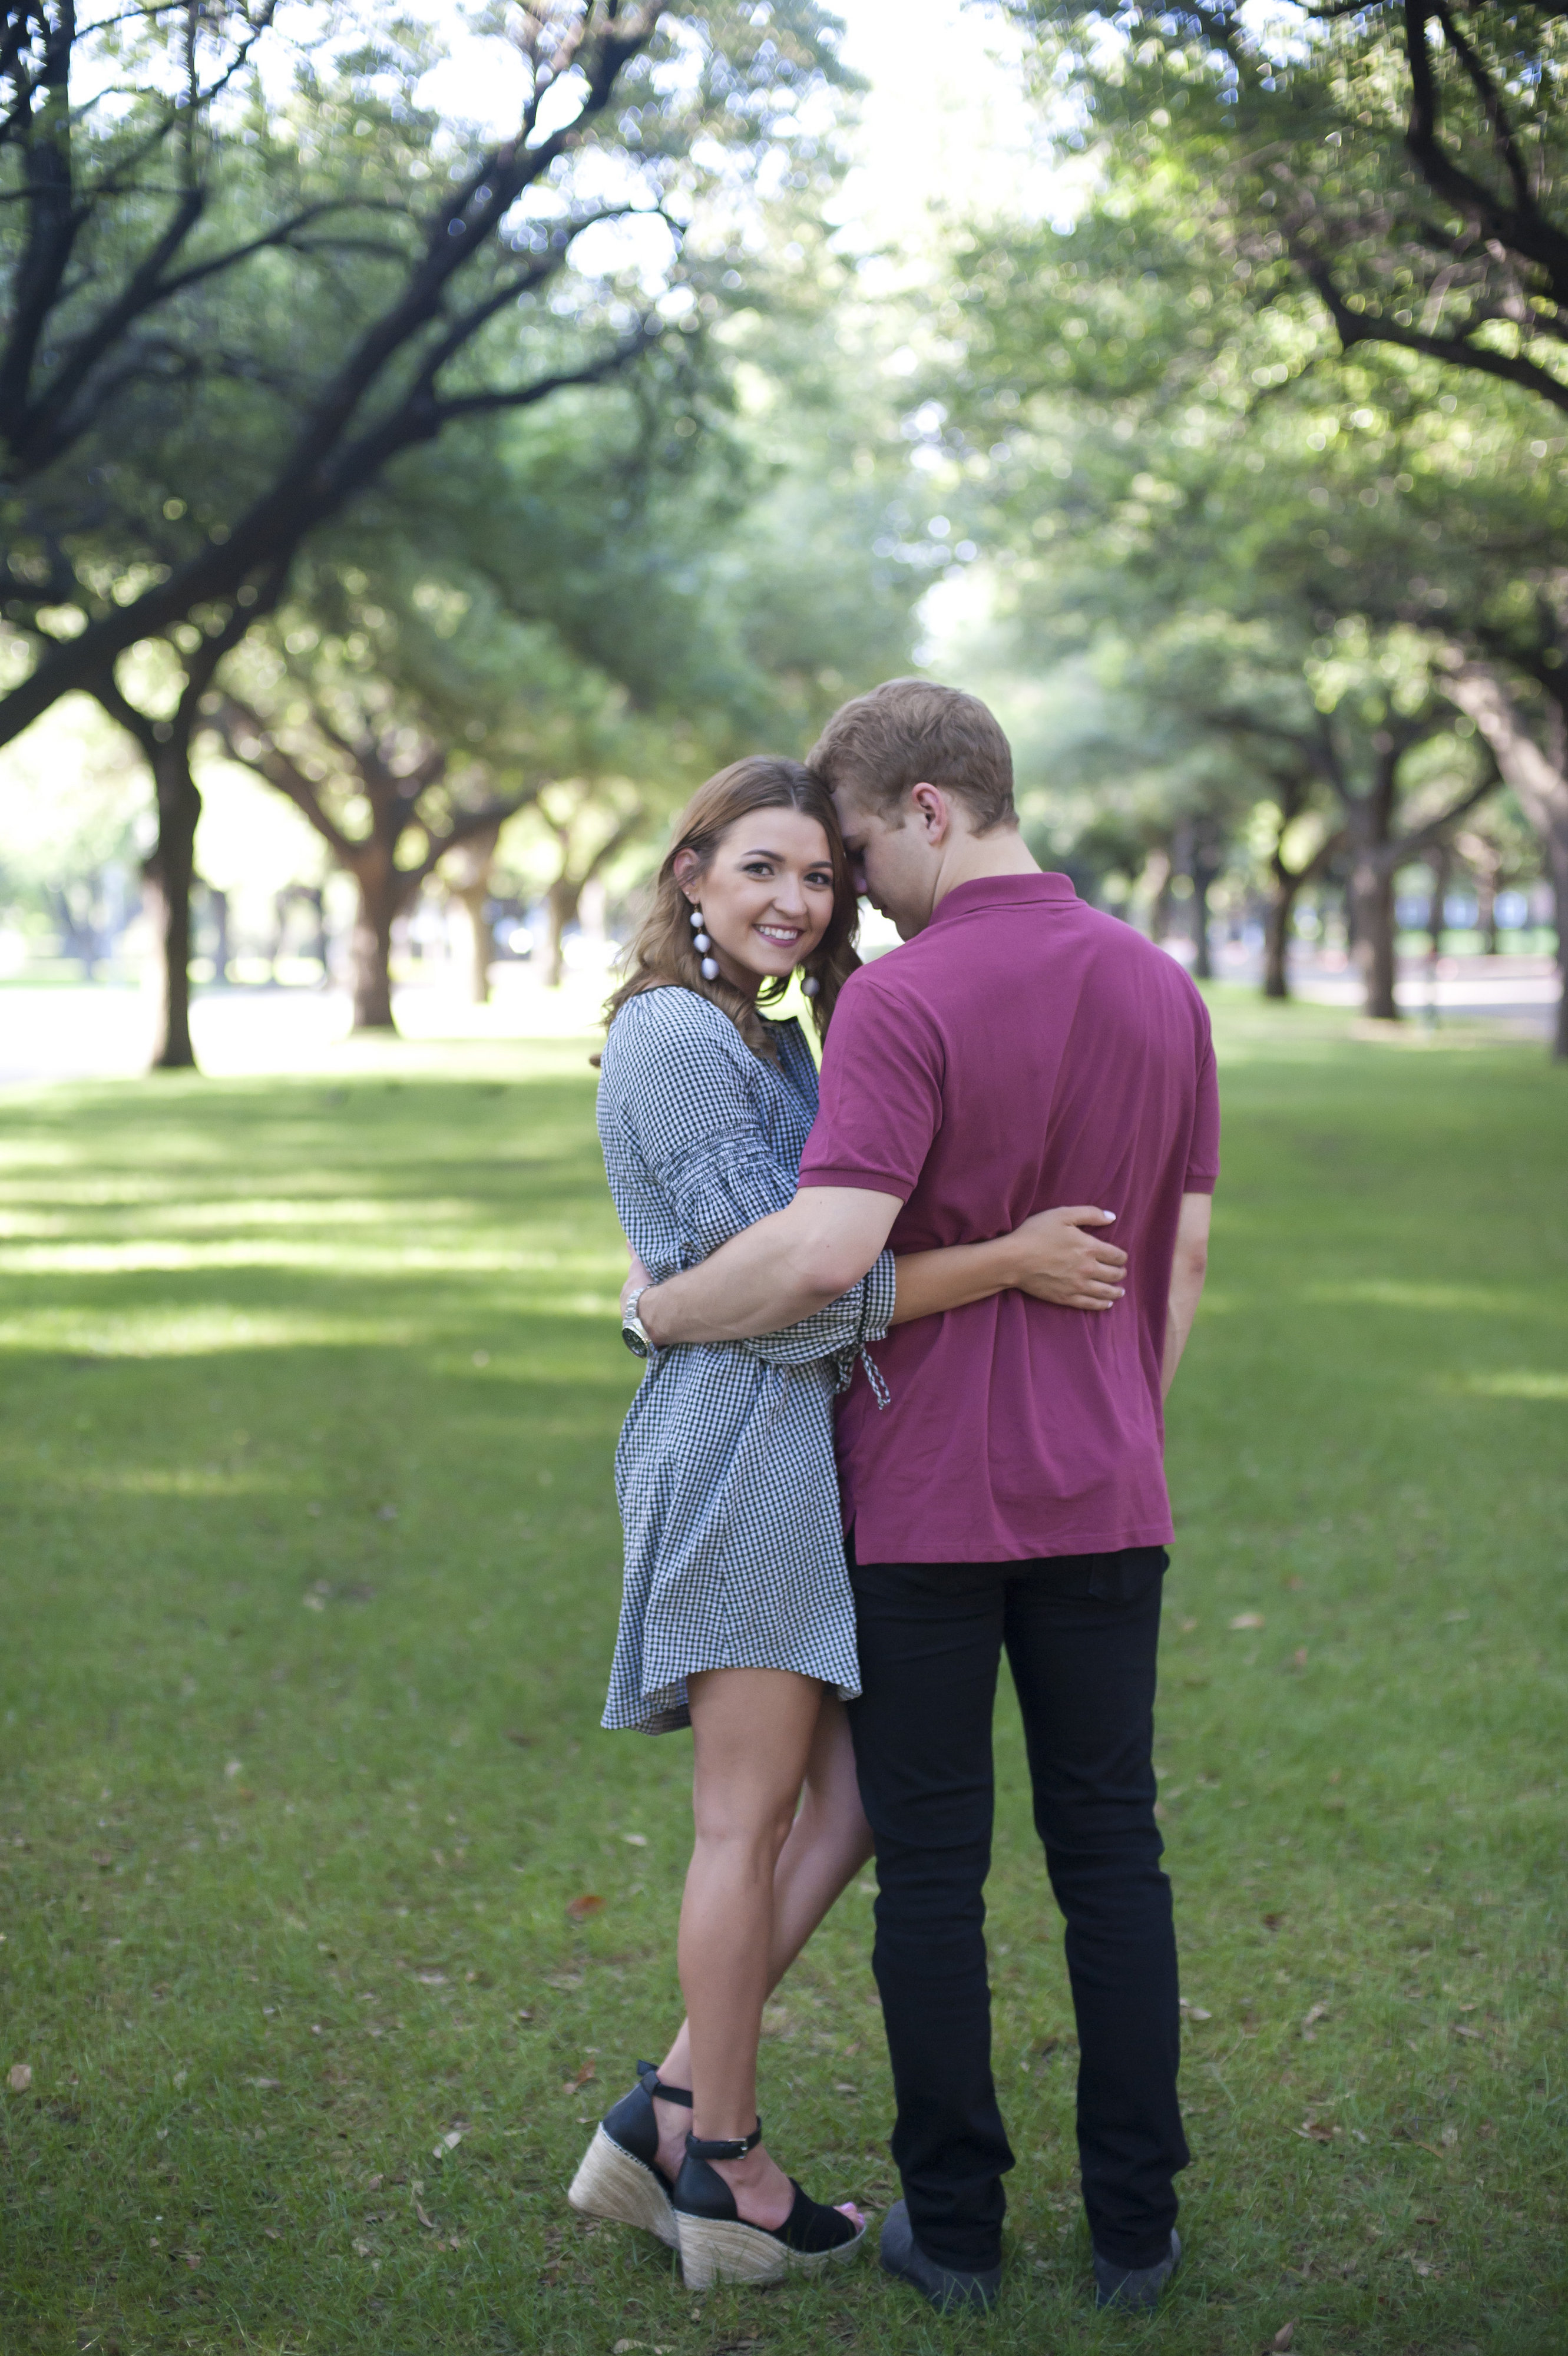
[601,986,752,1091]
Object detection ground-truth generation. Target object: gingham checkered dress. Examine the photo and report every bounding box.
[596,987,896,1735]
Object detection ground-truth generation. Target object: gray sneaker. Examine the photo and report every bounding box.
[879,2197,1001,2314]
[1093,2226,1181,2311]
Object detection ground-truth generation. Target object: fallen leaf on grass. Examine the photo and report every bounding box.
[7,2063,31,2092]
[413,2195,437,2229]
[415,1971,448,1986]
[613,2341,677,2353]
[352,2237,372,2258]
[504,1730,539,1748]
[1452,2024,1482,2040]
[563,2061,597,2093]
[247,2076,282,2090]
[432,2125,468,2157]
[1301,2003,1329,2034]
[565,1894,604,1922]
[1229,1612,1266,1631]
[622,1832,648,1847]
[1294,2116,1338,2143]
[1179,1998,1212,2020]
[1270,2326,1296,2352]
[262,2226,281,2241]
[1292,1648,1309,1669]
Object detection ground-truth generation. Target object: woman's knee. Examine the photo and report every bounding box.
[692,1791,798,1863]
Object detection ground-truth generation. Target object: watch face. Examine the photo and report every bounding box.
[621,1322,650,1358]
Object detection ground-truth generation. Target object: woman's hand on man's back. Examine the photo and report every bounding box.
[1006,1207,1127,1311]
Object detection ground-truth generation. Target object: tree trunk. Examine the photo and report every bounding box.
[449,883,493,1003]
[349,858,400,1031]
[442,822,501,1005]
[1440,661,1568,1060]
[1425,841,1450,962]
[1350,853,1398,1021]
[141,742,202,1070]
[1190,843,1219,981]
[207,884,232,984]
[543,875,583,988]
[1477,869,1498,954]
[1262,865,1300,1000]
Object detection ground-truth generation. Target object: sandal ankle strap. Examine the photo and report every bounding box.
[686,2120,762,2162]
[636,2059,693,2108]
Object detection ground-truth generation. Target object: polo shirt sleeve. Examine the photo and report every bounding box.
[1183,1025,1220,1194]
[798,967,942,1202]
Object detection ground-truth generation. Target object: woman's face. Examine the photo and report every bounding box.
[677,809,837,997]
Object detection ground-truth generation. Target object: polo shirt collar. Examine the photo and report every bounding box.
[927,871,1078,925]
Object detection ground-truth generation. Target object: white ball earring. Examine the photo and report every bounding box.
[801,974,821,997]
[690,904,717,981]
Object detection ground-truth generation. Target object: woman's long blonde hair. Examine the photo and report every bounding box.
[604,756,860,1059]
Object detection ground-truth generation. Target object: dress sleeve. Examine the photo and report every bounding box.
[738,1244,897,1375]
[606,990,895,1366]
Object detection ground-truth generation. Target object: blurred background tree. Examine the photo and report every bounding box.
[0,0,854,1063]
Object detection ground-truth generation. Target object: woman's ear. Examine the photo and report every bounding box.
[672,849,700,898]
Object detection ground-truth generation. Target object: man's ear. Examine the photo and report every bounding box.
[909,782,952,843]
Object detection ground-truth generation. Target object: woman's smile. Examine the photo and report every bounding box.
[676,806,839,995]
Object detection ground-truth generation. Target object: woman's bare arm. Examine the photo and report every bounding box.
[892,1206,1126,1325]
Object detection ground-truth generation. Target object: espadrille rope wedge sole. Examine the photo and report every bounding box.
[671,2122,866,2290]
[567,2060,690,2251]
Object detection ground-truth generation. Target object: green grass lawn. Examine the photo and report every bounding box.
[1,994,1564,2356]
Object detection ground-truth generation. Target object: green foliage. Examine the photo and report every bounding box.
[925,111,1568,934]
[0,1002,1564,2350]
[0,0,857,742]
[1010,4,1568,416]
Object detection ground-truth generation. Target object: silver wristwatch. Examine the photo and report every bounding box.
[621,1284,654,1358]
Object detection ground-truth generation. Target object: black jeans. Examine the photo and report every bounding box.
[846,1546,1188,2274]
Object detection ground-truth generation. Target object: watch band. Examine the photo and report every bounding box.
[621,1283,654,1358]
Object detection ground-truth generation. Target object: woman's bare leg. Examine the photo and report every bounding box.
[649,1691,873,2198]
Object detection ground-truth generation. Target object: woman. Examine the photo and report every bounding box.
[569,757,1126,2289]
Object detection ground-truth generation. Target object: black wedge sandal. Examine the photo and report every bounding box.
[672,2120,867,2289]
[567,2060,691,2249]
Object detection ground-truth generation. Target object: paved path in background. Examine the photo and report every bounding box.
[0,971,619,1084]
[0,952,1559,1084]
[1200,945,1559,1041]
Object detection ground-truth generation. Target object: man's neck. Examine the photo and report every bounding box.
[931,825,1040,912]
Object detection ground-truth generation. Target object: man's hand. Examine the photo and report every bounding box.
[1006,1206,1127,1311]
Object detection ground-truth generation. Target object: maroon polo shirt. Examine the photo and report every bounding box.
[797,872,1219,1563]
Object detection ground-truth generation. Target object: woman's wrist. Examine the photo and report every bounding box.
[971,1232,1019,1294]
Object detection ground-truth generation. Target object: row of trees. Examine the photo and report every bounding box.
[0,0,931,1061]
[8,4,1567,1057]
[907,2,1568,1054]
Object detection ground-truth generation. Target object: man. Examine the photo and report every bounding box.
[629,680,1216,2315]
